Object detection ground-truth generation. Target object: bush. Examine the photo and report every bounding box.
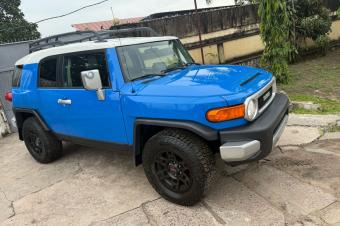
[315,35,330,55]
[291,0,332,55]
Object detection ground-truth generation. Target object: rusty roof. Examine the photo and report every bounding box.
[72,17,144,31]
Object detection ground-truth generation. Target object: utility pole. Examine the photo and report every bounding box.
[194,0,205,64]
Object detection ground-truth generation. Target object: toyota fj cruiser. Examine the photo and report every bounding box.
[7,29,289,206]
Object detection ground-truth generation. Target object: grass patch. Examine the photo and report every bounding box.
[290,95,340,114]
[329,126,340,132]
[279,47,340,114]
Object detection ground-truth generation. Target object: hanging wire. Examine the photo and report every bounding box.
[0,0,109,33]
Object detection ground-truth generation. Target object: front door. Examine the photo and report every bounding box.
[40,50,127,144]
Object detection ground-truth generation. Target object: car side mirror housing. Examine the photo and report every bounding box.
[81,69,105,101]
[81,69,102,90]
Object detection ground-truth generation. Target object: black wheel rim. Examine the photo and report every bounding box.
[27,130,43,154]
[152,150,193,193]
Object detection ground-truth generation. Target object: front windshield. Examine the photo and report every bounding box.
[117,40,195,81]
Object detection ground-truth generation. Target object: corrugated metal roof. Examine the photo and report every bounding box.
[72,17,144,31]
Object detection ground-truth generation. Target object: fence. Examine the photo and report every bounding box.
[111,1,340,64]
[113,1,340,39]
[114,4,260,39]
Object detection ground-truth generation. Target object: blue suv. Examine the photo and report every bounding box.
[8,30,289,206]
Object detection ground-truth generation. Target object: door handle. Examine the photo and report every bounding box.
[57,99,72,105]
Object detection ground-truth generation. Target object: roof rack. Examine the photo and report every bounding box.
[29,27,159,53]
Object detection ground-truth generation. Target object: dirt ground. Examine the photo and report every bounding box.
[1,114,340,226]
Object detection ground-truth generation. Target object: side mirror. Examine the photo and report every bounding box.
[81,69,102,90]
[81,70,105,101]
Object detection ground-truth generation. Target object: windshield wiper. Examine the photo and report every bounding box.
[161,66,185,74]
[161,62,201,74]
[184,62,201,66]
[130,73,164,82]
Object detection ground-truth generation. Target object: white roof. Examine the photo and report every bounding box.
[16,36,178,65]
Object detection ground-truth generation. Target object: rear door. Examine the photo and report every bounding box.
[37,56,68,134]
[56,50,128,144]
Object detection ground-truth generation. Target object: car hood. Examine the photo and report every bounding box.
[132,65,273,102]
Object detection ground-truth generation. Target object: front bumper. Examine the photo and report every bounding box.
[219,93,289,163]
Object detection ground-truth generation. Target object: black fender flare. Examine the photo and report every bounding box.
[12,108,50,140]
[133,119,218,165]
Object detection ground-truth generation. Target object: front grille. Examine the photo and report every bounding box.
[258,87,273,110]
[244,77,276,121]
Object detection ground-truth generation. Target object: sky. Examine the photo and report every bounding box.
[20,0,234,37]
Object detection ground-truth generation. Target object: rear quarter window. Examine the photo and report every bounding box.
[39,58,58,87]
[12,65,23,87]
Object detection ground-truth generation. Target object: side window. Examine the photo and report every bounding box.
[39,58,58,87]
[63,52,110,88]
[12,65,23,87]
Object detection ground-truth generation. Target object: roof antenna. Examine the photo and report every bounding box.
[110,7,122,46]
[110,7,115,21]
[110,7,120,26]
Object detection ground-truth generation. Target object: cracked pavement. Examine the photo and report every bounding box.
[1,114,340,226]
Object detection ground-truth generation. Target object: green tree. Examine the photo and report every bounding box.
[293,0,331,55]
[234,1,331,40]
[295,0,331,40]
[258,0,291,83]
[207,0,291,83]
[0,0,40,43]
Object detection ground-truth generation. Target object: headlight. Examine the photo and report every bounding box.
[245,99,258,121]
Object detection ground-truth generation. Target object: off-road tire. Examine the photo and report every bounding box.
[22,117,62,163]
[142,128,216,206]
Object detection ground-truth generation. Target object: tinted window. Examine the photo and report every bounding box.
[63,52,110,88]
[39,58,58,87]
[12,65,23,87]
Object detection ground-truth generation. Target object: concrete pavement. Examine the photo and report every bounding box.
[1,114,340,226]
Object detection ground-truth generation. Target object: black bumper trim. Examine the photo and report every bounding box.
[219,93,290,163]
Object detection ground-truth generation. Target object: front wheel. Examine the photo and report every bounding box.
[142,129,215,206]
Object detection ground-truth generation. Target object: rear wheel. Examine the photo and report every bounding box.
[142,129,215,206]
[22,117,62,163]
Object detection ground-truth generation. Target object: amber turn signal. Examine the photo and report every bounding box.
[206,104,245,122]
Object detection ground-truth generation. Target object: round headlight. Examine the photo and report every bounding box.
[246,99,258,121]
